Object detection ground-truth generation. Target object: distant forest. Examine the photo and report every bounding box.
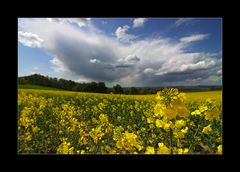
[18,74,222,94]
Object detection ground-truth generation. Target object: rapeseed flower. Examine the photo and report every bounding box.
[157,143,170,154]
[175,120,186,129]
[18,89,222,154]
[147,116,155,123]
[56,139,74,154]
[177,148,189,154]
[181,127,188,134]
[202,125,212,134]
[217,145,222,154]
[174,131,185,139]
[99,114,108,123]
[155,119,164,128]
[145,146,155,154]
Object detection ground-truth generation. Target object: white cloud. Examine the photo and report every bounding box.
[124,55,140,64]
[90,58,101,63]
[115,25,136,42]
[180,34,209,44]
[217,70,222,75]
[175,18,194,27]
[47,18,65,23]
[179,60,216,71]
[143,68,155,74]
[133,18,147,28]
[18,31,44,48]
[19,18,222,87]
[70,18,91,27]
[47,18,91,27]
[50,57,70,73]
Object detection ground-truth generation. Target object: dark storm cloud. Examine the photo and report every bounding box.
[48,33,135,82]
[138,63,222,87]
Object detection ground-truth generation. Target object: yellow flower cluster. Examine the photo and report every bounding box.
[191,99,221,121]
[116,131,143,153]
[56,138,74,154]
[18,89,222,154]
[157,143,170,154]
[145,146,155,154]
[176,148,189,154]
[89,126,105,144]
[202,125,212,135]
[154,88,188,120]
[217,145,222,154]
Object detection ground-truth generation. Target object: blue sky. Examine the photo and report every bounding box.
[18,18,222,87]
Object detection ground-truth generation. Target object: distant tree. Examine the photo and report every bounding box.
[18,74,110,93]
[113,84,123,94]
[96,82,107,93]
[105,88,113,94]
[72,84,82,91]
[128,87,138,94]
[210,86,216,91]
[18,77,27,84]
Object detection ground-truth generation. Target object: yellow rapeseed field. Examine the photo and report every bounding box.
[185,91,222,101]
[18,88,222,154]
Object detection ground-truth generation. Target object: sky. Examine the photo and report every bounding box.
[18,18,222,87]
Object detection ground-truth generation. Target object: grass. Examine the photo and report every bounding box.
[18,84,62,90]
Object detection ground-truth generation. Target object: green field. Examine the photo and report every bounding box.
[18,84,62,90]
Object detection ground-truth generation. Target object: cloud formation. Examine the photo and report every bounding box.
[175,18,194,27]
[180,34,209,43]
[18,31,44,48]
[133,18,147,28]
[47,18,91,27]
[18,18,222,87]
[90,58,101,63]
[115,25,136,42]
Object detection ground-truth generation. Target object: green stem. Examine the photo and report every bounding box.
[188,117,203,153]
[170,128,173,154]
[188,126,199,152]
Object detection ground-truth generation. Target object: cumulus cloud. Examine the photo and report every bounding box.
[18,31,44,48]
[18,18,222,87]
[175,18,194,27]
[125,55,140,63]
[115,25,136,42]
[118,55,140,65]
[180,34,209,44]
[143,68,155,74]
[133,18,147,28]
[179,59,216,71]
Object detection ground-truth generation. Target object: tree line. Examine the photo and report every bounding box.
[18,74,222,94]
[18,74,108,93]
